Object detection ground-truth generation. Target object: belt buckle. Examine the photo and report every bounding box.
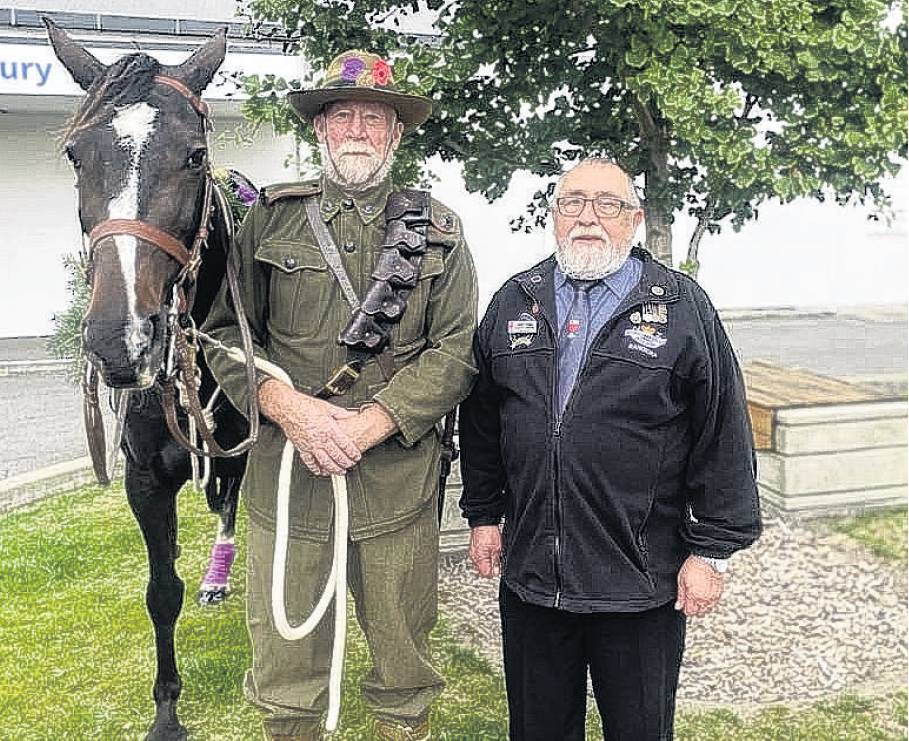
[324,363,361,396]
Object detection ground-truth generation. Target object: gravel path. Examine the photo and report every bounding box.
[438,515,907,711]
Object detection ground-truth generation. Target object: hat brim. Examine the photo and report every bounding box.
[287,87,433,134]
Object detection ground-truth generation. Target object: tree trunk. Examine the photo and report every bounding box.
[683,199,715,280]
[644,194,672,265]
[633,97,673,265]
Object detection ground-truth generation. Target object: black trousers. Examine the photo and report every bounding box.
[500,583,686,741]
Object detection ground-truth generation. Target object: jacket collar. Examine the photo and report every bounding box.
[624,245,680,304]
[319,175,391,225]
[513,255,559,330]
[513,247,680,326]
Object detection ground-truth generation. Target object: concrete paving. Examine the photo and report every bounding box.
[0,336,55,363]
[723,314,908,378]
[0,308,905,483]
[0,374,85,479]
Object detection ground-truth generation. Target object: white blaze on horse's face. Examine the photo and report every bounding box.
[107,102,158,365]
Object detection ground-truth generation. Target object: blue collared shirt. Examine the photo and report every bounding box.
[554,255,643,408]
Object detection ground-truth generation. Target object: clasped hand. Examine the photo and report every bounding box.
[259,380,398,477]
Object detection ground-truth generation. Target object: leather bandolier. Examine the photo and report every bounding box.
[315,188,434,399]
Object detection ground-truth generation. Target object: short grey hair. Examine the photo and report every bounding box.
[553,158,641,209]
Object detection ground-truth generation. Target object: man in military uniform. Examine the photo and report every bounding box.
[202,50,478,741]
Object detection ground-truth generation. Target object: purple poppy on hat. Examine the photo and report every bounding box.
[340,57,366,83]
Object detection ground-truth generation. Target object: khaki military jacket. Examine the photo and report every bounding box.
[202,175,478,540]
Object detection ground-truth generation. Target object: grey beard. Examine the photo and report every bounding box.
[320,142,395,193]
[555,236,632,279]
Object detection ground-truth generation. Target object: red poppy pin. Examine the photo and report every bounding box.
[372,59,391,86]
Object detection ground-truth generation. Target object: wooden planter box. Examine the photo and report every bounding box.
[743,361,907,516]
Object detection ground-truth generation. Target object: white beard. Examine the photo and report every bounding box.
[320,141,395,192]
[555,225,631,279]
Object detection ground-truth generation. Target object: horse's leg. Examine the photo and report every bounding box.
[198,475,241,606]
[126,459,187,741]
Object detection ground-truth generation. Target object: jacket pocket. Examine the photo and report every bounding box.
[393,250,445,345]
[254,238,332,340]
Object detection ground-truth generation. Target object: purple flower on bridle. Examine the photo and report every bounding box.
[235,185,258,206]
[340,57,366,83]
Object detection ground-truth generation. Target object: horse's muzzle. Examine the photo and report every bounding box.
[83,315,163,389]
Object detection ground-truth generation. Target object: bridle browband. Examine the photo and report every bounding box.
[86,74,213,281]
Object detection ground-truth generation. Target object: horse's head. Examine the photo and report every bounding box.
[46,19,226,388]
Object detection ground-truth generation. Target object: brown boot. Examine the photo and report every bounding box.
[373,717,431,741]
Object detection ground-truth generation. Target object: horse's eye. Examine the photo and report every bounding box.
[187,148,208,169]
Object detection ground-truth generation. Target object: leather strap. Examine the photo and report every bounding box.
[82,363,111,486]
[304,196,360,311]
[89,219,192,265]
[153,74,211,120]
[437,409,459,525]
[162,252,261,459]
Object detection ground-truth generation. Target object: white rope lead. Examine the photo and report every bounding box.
[194,332,348,733]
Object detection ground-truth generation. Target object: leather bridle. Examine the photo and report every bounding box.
[81,74,260,485]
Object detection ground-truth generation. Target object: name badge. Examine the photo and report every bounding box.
[508,320,538,334]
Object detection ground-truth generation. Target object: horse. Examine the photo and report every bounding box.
[45,19,255,740]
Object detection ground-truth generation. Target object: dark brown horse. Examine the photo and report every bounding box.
[46,19,251,740]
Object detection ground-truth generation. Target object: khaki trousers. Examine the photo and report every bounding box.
[244,502,444,737]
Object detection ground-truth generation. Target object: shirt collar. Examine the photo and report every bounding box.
[553,253,636,296]
[319,175,391,224]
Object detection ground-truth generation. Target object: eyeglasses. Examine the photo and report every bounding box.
[555,196,637,219]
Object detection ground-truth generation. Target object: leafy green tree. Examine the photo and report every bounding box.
[244,0,907,273]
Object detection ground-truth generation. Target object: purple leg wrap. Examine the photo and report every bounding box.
[200,542,236,589]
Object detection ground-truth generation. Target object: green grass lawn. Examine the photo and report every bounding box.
[0,483,905,740]
[833,507,908,565]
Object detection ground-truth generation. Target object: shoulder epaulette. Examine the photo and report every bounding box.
[261,180,321,206]
[428,197,460,234]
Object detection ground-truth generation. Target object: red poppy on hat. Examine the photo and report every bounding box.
[372,59,391,86]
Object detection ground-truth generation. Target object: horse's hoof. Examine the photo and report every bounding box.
[198,586,229,606]
[147,695,186,740]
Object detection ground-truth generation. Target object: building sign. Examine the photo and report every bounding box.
[0,42,299,98]
[0,58,53,88]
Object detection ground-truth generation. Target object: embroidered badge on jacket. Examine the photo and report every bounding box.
[624,319,667,358]
[507,312,538,350]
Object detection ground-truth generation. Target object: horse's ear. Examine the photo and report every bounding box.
[43,17,106,91]
[168,28,227,94]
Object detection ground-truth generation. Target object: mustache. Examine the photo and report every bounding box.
[335,141,380,157]
[569,225,611,242]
